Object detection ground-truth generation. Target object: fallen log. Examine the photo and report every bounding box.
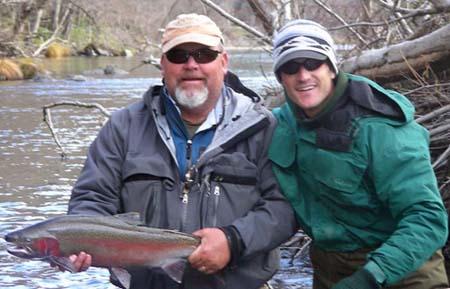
[341,23,450,83]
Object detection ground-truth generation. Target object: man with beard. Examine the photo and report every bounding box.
[59,13,297,289]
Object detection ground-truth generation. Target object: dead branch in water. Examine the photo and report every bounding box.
[42,101,110,159]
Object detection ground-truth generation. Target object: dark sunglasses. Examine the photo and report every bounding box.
[279,59,325,75]
[165,48,222,64]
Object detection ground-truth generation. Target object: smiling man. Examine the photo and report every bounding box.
[269,19,448,289]
[61,13,297,289]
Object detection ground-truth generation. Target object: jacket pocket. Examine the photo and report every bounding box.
[300,149,371,207]
[201,153,259,228]
[121,153,175,228]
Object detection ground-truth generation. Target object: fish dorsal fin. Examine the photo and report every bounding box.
[162,259,187,283]
[113,212,142,226]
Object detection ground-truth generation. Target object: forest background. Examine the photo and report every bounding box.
[1,0,450,83]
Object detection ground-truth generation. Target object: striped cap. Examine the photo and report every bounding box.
[272,19,338,81]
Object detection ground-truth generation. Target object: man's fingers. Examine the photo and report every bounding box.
[52,252,92,273]
[73,251,92,272]
[69,254,77,263]
[80,253,92,272]
[188,228,230,274]
[188,244,202,265]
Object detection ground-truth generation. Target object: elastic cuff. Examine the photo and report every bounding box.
[364,260,387,286]
[219,225,245,267]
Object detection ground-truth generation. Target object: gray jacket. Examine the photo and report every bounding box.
[68,85,297,289]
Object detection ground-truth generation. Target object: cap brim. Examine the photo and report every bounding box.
[162,33,222,53]
[274,50,327,72]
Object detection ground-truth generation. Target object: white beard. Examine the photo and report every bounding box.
[174,86,209,109]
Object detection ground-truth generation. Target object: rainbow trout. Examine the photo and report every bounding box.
[5,213,200,289]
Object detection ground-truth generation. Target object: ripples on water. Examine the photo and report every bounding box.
[0,55,312,288]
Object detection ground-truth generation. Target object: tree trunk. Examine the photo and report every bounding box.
[340,23,450,83]
[61,10,74,39]
[52,0,62,31]
[30,8,44,34]
[13,0,49,36]
[13,2,33,35]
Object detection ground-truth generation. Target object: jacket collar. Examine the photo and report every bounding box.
[143,85,270,166]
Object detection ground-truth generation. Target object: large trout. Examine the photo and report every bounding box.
[5,213,200,289]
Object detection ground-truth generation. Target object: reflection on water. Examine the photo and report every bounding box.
[0,54,311,288]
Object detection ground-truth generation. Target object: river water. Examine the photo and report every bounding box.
[0,52,312,288]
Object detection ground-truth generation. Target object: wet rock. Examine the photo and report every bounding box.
[32,73,54,82]
[121,49,133,57]
[103,64,129,75]
[66,74,91,82]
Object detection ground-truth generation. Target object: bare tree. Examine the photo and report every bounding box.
[30,4,45,34]
[51,0,62,31]
[13,0,46,36]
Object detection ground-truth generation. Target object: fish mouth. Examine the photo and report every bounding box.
[6,244,40,259]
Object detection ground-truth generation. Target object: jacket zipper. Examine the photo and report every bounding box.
[181,139,193,229]
[212,185,220,227]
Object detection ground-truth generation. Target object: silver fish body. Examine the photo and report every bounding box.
[5,214,200,288]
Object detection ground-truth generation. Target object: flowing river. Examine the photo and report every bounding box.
[0,51,312,288]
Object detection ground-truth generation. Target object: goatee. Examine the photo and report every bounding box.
[174,86,209,109]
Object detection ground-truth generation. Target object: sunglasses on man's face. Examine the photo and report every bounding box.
[165,48,222,64]
[279,59,325,75]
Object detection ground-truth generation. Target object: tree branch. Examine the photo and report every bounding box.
[32,6,71,56]
[199,0,272,46]
[43,101,110,158]
[313,0,368,45]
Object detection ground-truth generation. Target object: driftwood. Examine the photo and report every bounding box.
[280,231,312,265]
[129,55,161,72]
[404,81,450,200]
[42,101,110,159]
[340,23,450,82]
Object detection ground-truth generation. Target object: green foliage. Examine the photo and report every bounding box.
[69,25,124,53]
[96,26,124,52]
[0,14,14,28]
[32,27,53,45]
[69,25,94,48]
[19,62,39,79]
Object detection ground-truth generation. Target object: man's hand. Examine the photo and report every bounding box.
[188,228,231,274]
[51,251,92,273]
[331,268,381,289]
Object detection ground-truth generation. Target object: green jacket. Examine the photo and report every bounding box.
[269,73,448,285]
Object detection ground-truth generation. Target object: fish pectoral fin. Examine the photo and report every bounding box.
[109,267,131,289]
[161,259,187,283]
[49,256,77,273]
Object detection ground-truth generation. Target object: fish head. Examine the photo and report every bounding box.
[5,221,61,260]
